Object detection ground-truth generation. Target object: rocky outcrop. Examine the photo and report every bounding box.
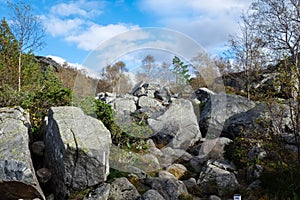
[0,107,45,199]
[199,93,255,138]
[149,99,202,150]
[44,107,111,198]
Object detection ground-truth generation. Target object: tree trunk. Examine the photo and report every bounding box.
[18,50,22,92]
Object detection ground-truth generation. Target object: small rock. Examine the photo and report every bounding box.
[141,189,165,200]
[209,195,221,200]
[31,141,45,156]
[158,171,177,179]
[166,164,187,179]
[36,168,52,183]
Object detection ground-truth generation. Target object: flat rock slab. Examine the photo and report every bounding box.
[44,106,111,198]
[0,107,45,199]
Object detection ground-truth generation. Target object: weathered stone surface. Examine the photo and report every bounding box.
[131,81,148,97]
[145,177,188,200]
[0,107,45,199]
[197,137,232,160]
[159,147,192,167]
[141,189,166,200]
[108,177,140,200]
[84,183,110,200]
[223,102,292,138]
[223,103,269,138]
[197,159,238,196]
[154,86,171,104]
[166,164,187,179]
[199,93,255,138]
[148,99,202,149]
[44,106,111,198]
[112,96,136,116]
[138,96,164,117]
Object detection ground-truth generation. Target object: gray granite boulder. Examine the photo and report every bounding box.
[84,183,110,200]
[0,107,45,199]
[145,176,188,200]
[197,159,238,196]
[141,189,166,200]
[108,177,140,200]
[44,106,111,198]
[148,99,202,150]
[199,93,255,138]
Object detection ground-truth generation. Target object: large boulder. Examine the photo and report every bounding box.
[145,176,188,200]
[197,159,238,196]
[199,93,255,138]
[108,177,140,200]
[0,107,45,199]
[223,102,292,138]
[44,107,111,198]
[148,99,202,150]
[112,95,136,116]
[138,96,165,117]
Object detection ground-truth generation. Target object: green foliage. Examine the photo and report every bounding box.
[94,99,123,144]
[172,56,191,84]
[107,168,130,181]
[0,52,72,138]
[260,168,300,199]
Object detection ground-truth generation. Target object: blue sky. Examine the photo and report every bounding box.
[0,0,252,74]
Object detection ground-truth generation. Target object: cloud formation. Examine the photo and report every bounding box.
[139,0,252,53]
[42,0,138,51]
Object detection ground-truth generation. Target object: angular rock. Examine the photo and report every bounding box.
[147,82,161,98]
[44,106,111,198]
[108,177,140,200]
[112,96,136,116]
[154,86,171,104]
[199,93,255,138]
[141,189,166,200]
[0,107,45,199]
[197,159,239,196]
[159,147,192,167]
[166,164,187,179]
[145,177,188,200]
[148,99,202,150]
[223,102,292,138]
[197,137,232,160]
[158,171,177,179]
[84,183,110,200]
[138,96,165,117]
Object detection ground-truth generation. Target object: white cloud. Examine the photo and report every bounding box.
[50,0,104,18]
[65,23,140,51]
[41,16,84,37]
[138,0,252,54]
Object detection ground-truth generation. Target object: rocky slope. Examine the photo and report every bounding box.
[0,79,297,199]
